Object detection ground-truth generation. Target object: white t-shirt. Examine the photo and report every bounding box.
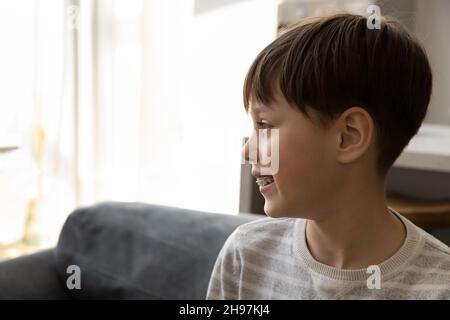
[206,209,450,300]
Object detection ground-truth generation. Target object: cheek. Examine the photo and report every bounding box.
[271,133,336,217]
[276,129,333,191]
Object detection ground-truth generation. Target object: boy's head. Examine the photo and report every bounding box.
[241,13,432,218]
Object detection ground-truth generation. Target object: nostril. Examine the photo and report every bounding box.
[251,167,262,178]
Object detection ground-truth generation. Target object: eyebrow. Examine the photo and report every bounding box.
[249,103,272,115]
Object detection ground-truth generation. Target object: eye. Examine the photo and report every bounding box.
[257,121,272,130]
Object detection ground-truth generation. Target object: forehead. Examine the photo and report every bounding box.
[247,83,287,115]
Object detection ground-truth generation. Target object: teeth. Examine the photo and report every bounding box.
[256,176,274,187]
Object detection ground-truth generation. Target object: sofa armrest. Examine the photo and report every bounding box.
[55,202,260,299]
[0,249,70,299]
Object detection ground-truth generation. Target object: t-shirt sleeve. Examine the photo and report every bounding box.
[205,228,242,300]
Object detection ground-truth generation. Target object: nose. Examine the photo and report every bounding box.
[251,167,261,178]
[241,128,276,177]
[241,133,261,178]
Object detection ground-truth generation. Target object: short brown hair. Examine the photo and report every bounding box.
[243,13,432,174]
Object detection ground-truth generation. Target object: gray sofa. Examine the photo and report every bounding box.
[0,202,259,299]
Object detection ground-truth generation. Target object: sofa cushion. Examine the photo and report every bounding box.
[55,202,259,299]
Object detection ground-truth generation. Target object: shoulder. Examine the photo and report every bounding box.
[405,225,450,281]
[420,230,450,261]
[219,217,296,251]
[218,217,298,261]
[412,222,450,258]
[235,216,296,233]
[397,212,450,262]
[399,230,450,298]
[233,216,296,241]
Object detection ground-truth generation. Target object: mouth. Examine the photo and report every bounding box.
[256,175,274,187]
[255,175,275,194]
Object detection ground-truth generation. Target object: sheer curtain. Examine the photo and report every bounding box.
[28,0,278,245]
[137,0,279,214]
[79,0,278,215]
[33,0,77,245]
[0,0,36,244]
[0,0,78,245]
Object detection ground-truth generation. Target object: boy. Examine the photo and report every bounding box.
[206,13,450,299]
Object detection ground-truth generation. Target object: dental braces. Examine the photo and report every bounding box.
[256,176,274,187]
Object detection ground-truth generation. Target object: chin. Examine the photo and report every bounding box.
[264,197,309,219]
[263,200,287,218]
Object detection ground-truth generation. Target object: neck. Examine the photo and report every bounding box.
[305,174,406,270]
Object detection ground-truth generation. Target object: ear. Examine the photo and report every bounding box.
[335,107,374,165]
